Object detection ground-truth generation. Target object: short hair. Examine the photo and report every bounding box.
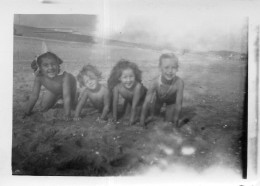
[77,64,102,88]
[107,59,142,90]
[159,53,179,67]
[31,51,63,75]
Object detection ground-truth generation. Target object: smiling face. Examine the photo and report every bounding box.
[83,71,99,90]
[160,58,178,80]
[119,68,136,89]
[39,57,59,79]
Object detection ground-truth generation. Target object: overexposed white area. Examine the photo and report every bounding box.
[101,1,247,52]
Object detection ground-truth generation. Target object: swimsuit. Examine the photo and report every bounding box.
[121,83,147,105]
[151,75,178,105]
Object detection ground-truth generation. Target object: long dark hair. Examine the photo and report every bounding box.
[107,59,142,90]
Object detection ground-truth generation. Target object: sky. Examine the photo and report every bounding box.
[12,0,257,52]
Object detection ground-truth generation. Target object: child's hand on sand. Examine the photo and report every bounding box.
[129,118,139,126]
[108,118,114,122]
[107,118,115,125]
[96,117,106,124]
[108,118,115,122]
[146,116,155,123]
[140,116,154,126]
[64,115,72,121]
[108,118,120,124]
[73,116,81,121]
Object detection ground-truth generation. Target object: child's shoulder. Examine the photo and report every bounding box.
[113,83,122,90]
[152,75,161,83]
[135,81,142,87]
[176,76,184,85]
[146,75,160,89]
[99,84,111,97]
[101,84,110,92]
[62,71,73,78]
[135,81,147,90]
[60,71,76,82]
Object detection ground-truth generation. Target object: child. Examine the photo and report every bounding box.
[74,64,110,122]
[23,51,77,120]
[108,59,147,125]
[140,53,184,127]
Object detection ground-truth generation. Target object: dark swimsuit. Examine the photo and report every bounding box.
[122,83,147,106]
[154,76,178,105]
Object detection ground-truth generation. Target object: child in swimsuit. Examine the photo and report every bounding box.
[74,64,111,123]
[140,53,184,127]
[23,52,77,121]
[108,59,147,125]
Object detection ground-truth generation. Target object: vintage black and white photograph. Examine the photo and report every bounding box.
[12,13,248,177]
[1,0,258,185]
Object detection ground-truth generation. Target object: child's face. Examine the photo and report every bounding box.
[83,71,99,90]
[120,68,136,89]
[160,58,178,80]
[40,57,59,78]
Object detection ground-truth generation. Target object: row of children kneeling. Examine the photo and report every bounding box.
[23,52,184,127]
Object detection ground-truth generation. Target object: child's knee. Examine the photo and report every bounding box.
[153,102,163,115]
[165,104,175,119]
[40,95,59,111]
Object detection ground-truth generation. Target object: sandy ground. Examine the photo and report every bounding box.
[12,38,246,177]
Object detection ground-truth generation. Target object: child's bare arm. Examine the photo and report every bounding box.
[173,79,184,125]
[112,86,119,121]
[129,83,142,125]
[62,73,73,118]
[24,77,41,116]
[74,90,88,118]
[100,89,111,120]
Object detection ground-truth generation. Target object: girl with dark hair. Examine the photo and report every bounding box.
[24,52,77,121]
[108,59,147,125]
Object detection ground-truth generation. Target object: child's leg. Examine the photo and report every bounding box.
[165,104,175,122]
[150,98,163,117]
[40,90,59,112]
[68,73,77,109]
[134,105,144,123]
[143,98,163,124]
[124,102,131,119]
